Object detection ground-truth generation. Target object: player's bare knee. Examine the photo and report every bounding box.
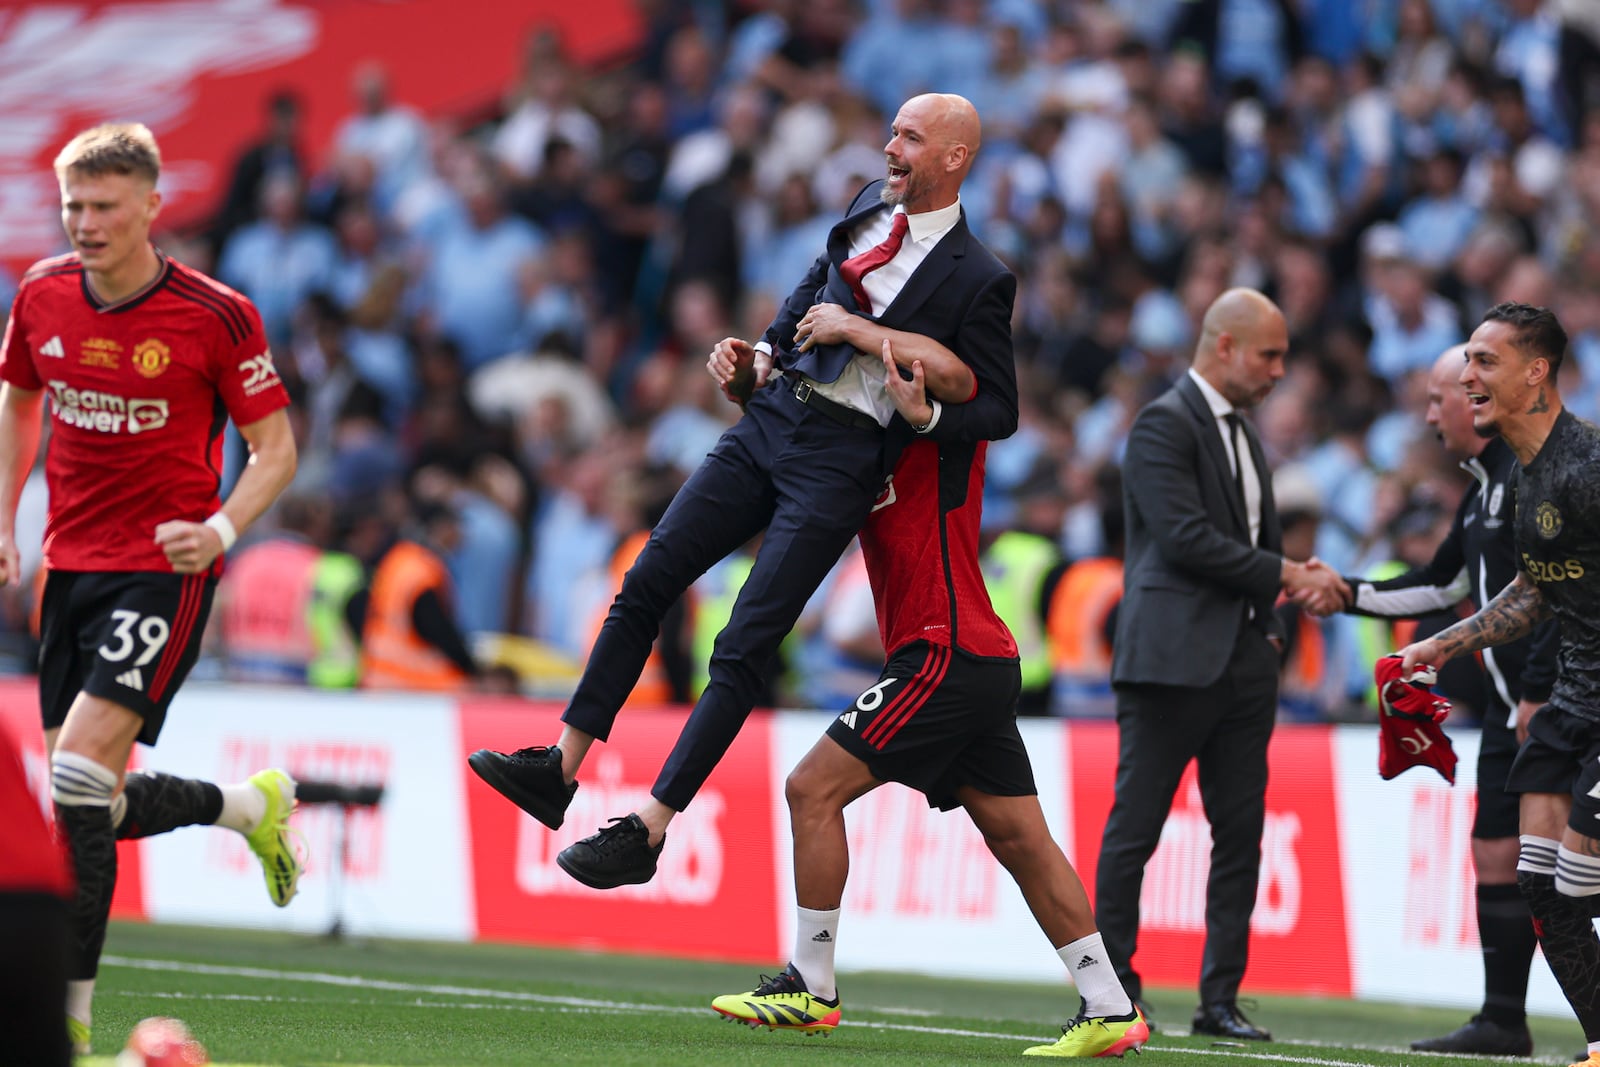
[785,765,825,816]
[963,801,1030,868]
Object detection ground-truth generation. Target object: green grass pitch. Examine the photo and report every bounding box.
[81,922,1588,1066]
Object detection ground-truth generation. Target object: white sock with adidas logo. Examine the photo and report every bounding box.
[792,906,840,1002]
[1058,932,1132,1018]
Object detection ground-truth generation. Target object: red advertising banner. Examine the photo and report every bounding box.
[1068,721,1352,997]
[0,0,643,274]
[461,699,782,964]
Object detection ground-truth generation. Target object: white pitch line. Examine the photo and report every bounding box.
[102,956,1479,1065]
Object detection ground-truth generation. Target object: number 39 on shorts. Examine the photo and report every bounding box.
[98,608,172,666]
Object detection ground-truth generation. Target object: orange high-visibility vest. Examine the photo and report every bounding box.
[219,538,321,683]
[586,530,672,706]
[1047,557,1124,677]
[360,541,469,691]
[1282,604,1327,696]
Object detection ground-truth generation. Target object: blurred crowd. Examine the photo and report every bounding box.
[4,0,1600,721]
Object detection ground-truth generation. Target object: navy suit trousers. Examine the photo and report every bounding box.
[562,381,886,810]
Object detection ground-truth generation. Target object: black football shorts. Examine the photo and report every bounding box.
[38,570,216,745]
[826,640,1034,811]
[1506,702,1600,835]
[1473,702,1523,839]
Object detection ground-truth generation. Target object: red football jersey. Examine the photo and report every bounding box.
[0,253,289,573]
[859,438,1018,659]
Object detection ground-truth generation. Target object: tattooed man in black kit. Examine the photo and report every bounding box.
[1398,303,1600,1067]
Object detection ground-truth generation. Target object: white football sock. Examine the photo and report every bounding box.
[1557,843,1600,897]
[51,750,116,808]
[791,906,841,1002]
[1519,834,1559,875]
[215,781,267,834]
[1058,932,1132,1017]
[67,978,94,1030]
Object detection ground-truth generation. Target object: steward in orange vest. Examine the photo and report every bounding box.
[358,502,480,691]
[1046,464,1126,717]
[1047,556,1123,715]
[584,527,691,707]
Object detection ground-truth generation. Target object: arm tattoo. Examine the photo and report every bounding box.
[1529,386,1550,414]
[1431,573,1548,659]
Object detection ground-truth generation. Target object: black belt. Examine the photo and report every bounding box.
[790,379,881,432]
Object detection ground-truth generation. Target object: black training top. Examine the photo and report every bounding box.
[1516,410,1600,721]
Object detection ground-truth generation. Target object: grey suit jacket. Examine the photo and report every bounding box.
[1112,375,1285,689]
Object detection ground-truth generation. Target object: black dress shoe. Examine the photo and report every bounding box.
[557,813,665,888]
[1410,1014,1532,1056]
[467,745,577,829]
[1192,1002,1271,1041]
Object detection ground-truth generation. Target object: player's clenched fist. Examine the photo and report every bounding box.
[154,520,225,574]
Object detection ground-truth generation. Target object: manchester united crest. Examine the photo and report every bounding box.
[1535,501,1563,539]
[132,338,170,379]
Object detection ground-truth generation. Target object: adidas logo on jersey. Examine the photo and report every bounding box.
[115,668,145,692]
[40,336,65,358]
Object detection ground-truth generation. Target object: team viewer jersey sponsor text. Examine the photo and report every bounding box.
[0,253,288,573]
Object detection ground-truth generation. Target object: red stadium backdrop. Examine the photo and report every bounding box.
[460,699,783,964]
[0,0,643,275]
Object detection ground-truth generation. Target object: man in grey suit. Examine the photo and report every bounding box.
[1094,289,1348,1041]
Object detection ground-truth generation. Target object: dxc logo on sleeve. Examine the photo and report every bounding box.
[238,351,281,396]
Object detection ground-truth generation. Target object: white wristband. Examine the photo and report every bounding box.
[204,512,238,552]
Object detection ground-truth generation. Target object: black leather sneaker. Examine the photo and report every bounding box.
[1410,1014,1532,1056]
[467,745,577,829]
[557,813,665,888]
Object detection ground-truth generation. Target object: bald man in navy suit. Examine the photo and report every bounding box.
[471,93,1021,889]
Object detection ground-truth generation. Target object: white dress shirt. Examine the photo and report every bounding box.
[1188,368,1262,546]
[761,198,963,429]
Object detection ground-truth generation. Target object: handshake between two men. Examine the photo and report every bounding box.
[1282,557,1352,617]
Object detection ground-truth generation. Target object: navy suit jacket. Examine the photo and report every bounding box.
[1112,374,1285,689]
[760,180,1018,463]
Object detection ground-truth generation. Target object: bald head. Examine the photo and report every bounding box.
[1431,343,1469,386]
[909,93,982,157]
[1193,288,1289,409]
[884,94,982,211]
[1197,289,1282,355]
[1426,343,1480,458]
